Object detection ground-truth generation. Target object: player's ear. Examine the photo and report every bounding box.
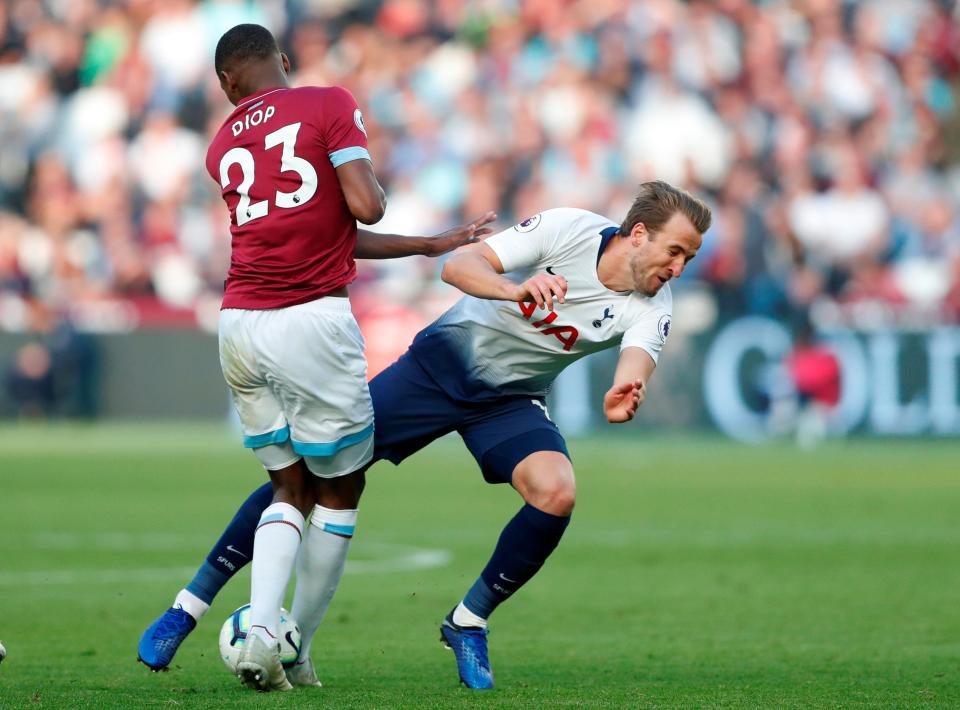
[280,52,291,74]
[630,222,647,244]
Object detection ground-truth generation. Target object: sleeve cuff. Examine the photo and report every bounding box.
[329,146,371,168]
[484,237,516,273]
[619,342,660,363]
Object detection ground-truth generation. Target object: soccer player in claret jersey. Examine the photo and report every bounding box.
[138,23,493,689]
[145,23,493,693]
[139,180,710,689]
[204,22,389,692]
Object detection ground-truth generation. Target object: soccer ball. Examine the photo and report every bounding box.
[218,604,301,673]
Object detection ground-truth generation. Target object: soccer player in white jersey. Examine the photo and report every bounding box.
[138,180,710,689]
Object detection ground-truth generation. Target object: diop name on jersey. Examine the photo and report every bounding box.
[232,105,276,136]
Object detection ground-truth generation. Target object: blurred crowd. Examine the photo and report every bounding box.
[1,0,959,360]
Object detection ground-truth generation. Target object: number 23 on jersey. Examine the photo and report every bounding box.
[218,122,317,226]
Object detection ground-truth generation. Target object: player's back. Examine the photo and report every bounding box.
[206,85,370,310]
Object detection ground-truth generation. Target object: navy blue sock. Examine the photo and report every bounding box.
[462,503,571,620]
[185,482,274,604]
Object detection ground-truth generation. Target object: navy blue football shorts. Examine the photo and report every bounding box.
[369,351,570,484]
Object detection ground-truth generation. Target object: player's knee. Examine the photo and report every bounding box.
[546,477,577,516]
[526,472,576,517]
[314,469,365,509]
[269,467,314,516]
[272,487,313,517]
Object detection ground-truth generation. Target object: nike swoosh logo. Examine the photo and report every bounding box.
[499,573,517,583]
[545,266,557,275]
[226,545,249,559]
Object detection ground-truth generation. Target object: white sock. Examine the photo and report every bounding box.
[249,502,304,644]
[173,589,209,621]
[291,505,357,661]
[453,601,488,629]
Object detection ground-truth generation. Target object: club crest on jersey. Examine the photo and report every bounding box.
[658,315,671,343]
[592,306,615,328]
[354,109,367,136]
[514,214,542,232]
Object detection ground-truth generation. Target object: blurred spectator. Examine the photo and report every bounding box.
[788,142,890,295]
[781,319,842,449]
[3,297,99,418]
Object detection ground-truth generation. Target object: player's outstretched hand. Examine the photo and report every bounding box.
[423,211,498,257]
[515,272,568,311]
[603,379,645,423]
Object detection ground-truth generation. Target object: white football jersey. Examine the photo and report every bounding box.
[408,208,672,401]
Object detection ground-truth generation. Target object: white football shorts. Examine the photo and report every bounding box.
[218,296,374,478]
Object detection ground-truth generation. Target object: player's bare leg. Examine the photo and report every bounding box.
[238,459,312,691]
[314,466,366,508]
[443,451,574,689]
[268,458,315,514]
[286,465,368,687]
[510,452,576,517]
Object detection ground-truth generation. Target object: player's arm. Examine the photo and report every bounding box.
[441,242,568,311]
[354,211,497,259]
[335,160,386,224]
[603,347,657,423]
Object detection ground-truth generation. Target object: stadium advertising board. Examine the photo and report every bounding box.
[704,316,960,442]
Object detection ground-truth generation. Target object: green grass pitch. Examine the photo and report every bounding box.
[0,424,958,709]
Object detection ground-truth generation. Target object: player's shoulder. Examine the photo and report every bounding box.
[289,84,357,106]
[519,208,613,235]
[629,281,673,312]
[205,116,235,170]
[541,207,608,225]
[655,281,673,308]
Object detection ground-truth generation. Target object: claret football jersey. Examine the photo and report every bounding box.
[206,85,371,310]
[410,208,673,401]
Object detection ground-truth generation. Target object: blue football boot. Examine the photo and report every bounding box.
[137,607,197,671]
[440,613,494,689]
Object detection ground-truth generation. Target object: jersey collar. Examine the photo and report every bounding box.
[597,226,619,266]
[596,226,632,295]
[235,86,287,109]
